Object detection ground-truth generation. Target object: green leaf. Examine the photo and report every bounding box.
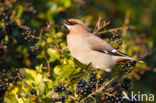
[15,5,23,18]
[47,37,52,43]
[46,91,53,97]
[47,48,60,62]
[41,41,46,47]
[61,64,75,79]
[37,55,44,59]
[55,32,63,38]
[38,82,46,93]
[35,64,43,72]
[53,65,62,75]
[64,0,71,7]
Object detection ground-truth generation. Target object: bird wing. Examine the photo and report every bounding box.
[86,34,131,57]
[86,34,114,51]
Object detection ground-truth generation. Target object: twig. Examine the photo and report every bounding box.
[93,18,110,35]
[69,95,77,101]
[21,97,26,103]
[95,27,128,36]
[39,28,44,42]
[93,17,101,34]
[42,54,51,74]
[31,35,40,40]
[80,77,116,103]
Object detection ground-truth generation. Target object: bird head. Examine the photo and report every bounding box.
[61,19,89,34]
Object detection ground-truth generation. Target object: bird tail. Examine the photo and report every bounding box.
[137,60,144,64]
[115,56,144,63]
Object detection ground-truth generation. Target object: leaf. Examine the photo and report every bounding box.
[55,32,63,38]
[53,65,62,76]
[35,64,43,72]
[74,58,86,69]
[15,5,23,18]
[64,0,71,7]
[59,0,71,8]
[46,91,53,97]
[41,41,46,47]
[61,64,75,79]
[37,54,44,59]
[47,37,52,43]
[47,48,60,62]
[38,82,46,93]
[20,68,42,85]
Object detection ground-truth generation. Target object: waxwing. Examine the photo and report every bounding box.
[61,19,139,72]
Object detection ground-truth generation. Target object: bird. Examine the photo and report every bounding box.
[61,19,141,72]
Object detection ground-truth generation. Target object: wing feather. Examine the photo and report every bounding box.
[86,34,131,57]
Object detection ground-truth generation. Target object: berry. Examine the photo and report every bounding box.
[115,34,120,38]
[115,46,119,49]
[51,42,55,45]
[0,33,5,40]
[65,90,73,95]
[112,35,116,40]
[61,86,66,91]
[17,94,21,98]
[98,78,105,84]
[118,41,122,45]
[30,89,36,95]
[35,45,41,50]
[130,61,136,67]
[12,81,16,85]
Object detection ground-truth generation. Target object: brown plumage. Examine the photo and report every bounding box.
[61,19,137,72]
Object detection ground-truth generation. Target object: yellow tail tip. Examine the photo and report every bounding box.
[138,61,144,63]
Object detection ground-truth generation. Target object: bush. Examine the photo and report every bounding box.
[0,0,155,103]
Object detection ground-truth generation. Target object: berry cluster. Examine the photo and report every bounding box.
[54,85,66,92]
[21,29,34,43]
[17,89,37,100]
[102,78,132,103]
[31,44,41,52]
[0,68,25,102]
[121,61,136,73]
[121,78,132,90]
[0,7,10,24]
[0,5,40,69]
[54,84,73,95]
[52,72,132,102]
[52,95,68,102]
[0,7,17,52]
[112,33,123,49]
[52,84,71,102]
[0,40,8,51]
[76,79,93,97]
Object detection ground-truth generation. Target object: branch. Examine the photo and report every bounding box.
[93,17,110,35]
[80,77,116,103]
[42,54,51,74]
[95,27,128,36]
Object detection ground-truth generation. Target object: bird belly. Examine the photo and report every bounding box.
[86,51,116,71]
[69,46,116,71]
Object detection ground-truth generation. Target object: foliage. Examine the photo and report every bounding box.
[0,0,155,103]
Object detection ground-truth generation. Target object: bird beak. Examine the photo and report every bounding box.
[61,19,71,30]
[61,20,70,34]
[61,20,68,25]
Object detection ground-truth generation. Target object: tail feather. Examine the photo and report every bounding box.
[114,56,139,63]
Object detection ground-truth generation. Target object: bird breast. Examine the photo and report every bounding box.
[67,34,90,61]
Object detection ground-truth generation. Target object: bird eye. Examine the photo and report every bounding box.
[68,21,77,26]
